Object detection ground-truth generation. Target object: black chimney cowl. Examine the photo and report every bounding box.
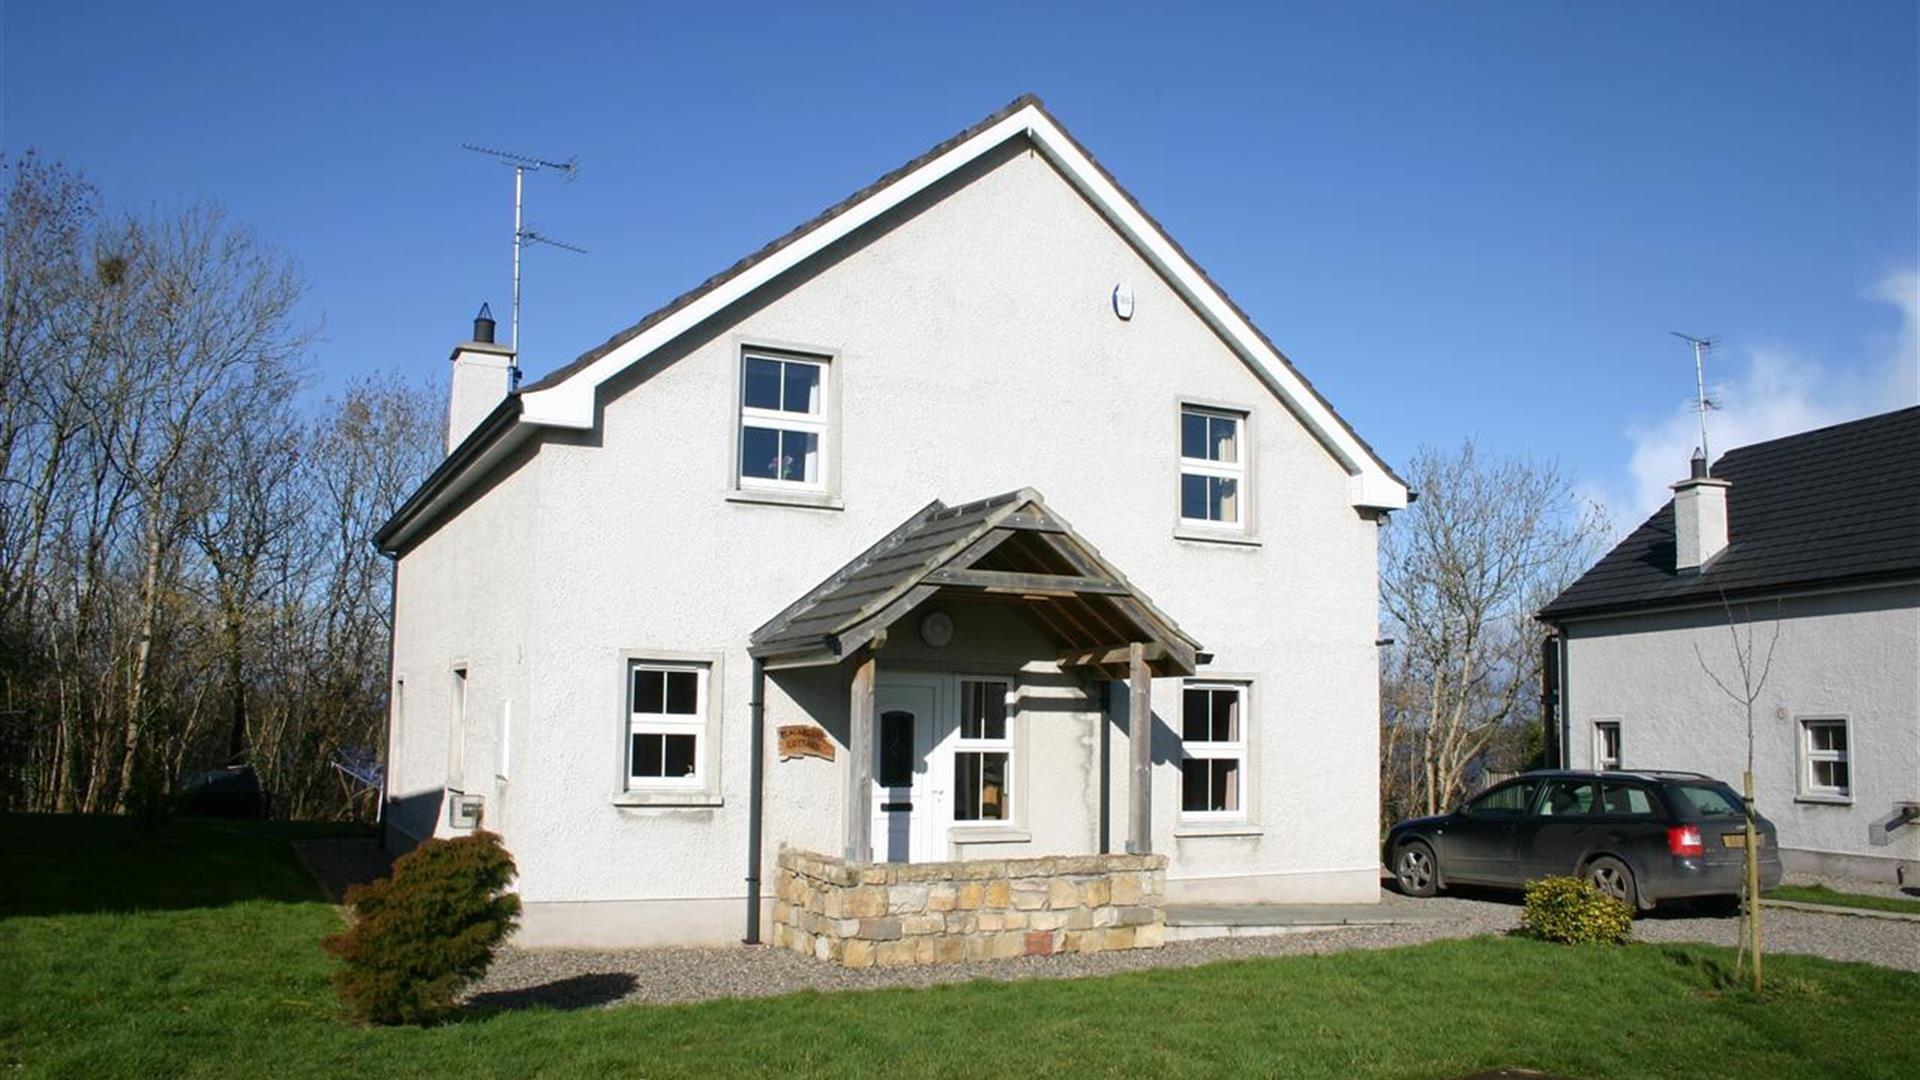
[1689,446,1708,480]
[473,303,497,345]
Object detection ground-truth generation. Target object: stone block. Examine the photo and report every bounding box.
[859,917,903,941]
[957,859,1007,880]
[889,883,929,914]
[875,939,917,967]
[937,936,968,964]
[821,889,844,919]
[846,886,889,918]
[984,879,1010,908]
[991,931,1025,959]
[945,911,977,935]
[1110,873,1145,906]
[841,938,876,968]
[1134,922,1165,948]
[1025,930,1056,956]
[1060,930,1085,953]
[1106,926,1136,950]
[901,914,945,936]
[1092,906,1119,928]
[976,911,1004,932]
[915,936,939,965]
[965,935,996,961]
[1010,881,1048,910]
[1065,906,1094,931]
[860,865,892,885]
[1002,910,1028,929]
[813,935,833,962]
[1080,878,1111,907]
[1028,910,1067,932]
[1046,878,1080,909]
[927,884,958,912]
[1115,905,1157,927]
[957,882,984,910]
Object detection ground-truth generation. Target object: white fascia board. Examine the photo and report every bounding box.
[515,103,1407,511]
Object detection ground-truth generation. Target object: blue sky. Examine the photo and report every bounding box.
[5,1,1915,524]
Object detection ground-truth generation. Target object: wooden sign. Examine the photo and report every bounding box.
[778,725,835,762]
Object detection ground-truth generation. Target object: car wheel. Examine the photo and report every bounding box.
[1586,856,1639,910]
[1394,840,1439,898]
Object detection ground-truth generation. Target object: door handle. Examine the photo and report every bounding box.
[881,801,913,812]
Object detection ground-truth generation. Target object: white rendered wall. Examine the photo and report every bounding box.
[1561,584,1920,874]
[392,139,1385,942]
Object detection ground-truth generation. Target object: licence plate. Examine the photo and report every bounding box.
[1721,832,1765,849]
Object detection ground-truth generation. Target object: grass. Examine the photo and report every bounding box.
[1,815,1915,1079]
[1766,882,1920,916]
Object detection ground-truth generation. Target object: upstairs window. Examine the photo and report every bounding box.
[1180,406,1244,528]
[1180,682,1248,818]
[738,352,828,489]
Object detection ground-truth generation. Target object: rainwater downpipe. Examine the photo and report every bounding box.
[743,657,767,944]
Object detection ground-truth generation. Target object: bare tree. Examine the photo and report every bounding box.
[1695,597,1781,992]
[1380,440,1610,821]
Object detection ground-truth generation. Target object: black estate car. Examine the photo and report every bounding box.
[1384,770,1783,910]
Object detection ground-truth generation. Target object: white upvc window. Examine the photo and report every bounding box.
[1592,720,1621,771]
[1798,717,1851,801]
[1180,682,1248,819]
[1180,406,1245,529]
[626,662,708,790]
[738,351,828,490]
[953,678,1013,822]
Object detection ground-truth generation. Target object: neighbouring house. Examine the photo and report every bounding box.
[1538,406,1920,882]
[376,95,1409,958]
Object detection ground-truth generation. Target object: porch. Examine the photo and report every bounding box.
[747,489,1203,962]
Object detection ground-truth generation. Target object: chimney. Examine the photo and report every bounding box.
[446,303,516,454]
[1670,447,1730,571]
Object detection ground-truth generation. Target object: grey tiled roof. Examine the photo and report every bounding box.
[1540,406,1920,621]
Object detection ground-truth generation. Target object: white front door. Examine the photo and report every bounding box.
[873,677,943,862]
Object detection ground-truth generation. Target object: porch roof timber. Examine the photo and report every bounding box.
[748,488,1202,677]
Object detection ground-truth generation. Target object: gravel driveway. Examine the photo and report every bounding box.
[465,882,1918,1011]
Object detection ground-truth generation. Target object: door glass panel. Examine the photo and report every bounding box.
[1466,780,1539,817]
[1599,784,1656,817]
[879,710,914,788]
[1536,779,1598,817]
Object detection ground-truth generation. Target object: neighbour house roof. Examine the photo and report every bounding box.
[374,94,1408,555]
[750,488,1202,676]
[1539,406,1920,622]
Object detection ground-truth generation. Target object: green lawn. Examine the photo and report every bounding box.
[2,815,1916,1079]
[1766,883,1920,917]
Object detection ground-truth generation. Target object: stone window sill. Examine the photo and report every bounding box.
[1173,526,1261,548]
[727,488,843,511]
[612,791,724,808]
[1794,794,1853,807]
[948,826,1032,845]
[1173,822,1263,838]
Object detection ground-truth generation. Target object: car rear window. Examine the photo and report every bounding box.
[1599,783,1658,817]
[1669,783,1743,818]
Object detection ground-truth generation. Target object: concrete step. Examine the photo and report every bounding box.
[1164,902,1443,941]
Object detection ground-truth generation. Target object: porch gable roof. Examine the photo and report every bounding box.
[748,489,1202,676]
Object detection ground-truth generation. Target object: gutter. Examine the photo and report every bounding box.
[743,658,767,945]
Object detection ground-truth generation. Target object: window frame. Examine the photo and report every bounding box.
[1591,718,1622,771]
[1177,403,1249,532]
[1796,715,1852,804]
[951,676,1015,826]
[1174,398,1258,544]
[729,342,841,509]
[1178,679,1251,822]
[615,650,726,807]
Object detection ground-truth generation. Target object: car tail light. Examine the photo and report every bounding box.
[1667,825,1705,857]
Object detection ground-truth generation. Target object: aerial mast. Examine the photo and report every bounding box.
[462,143,585,370]
[1671,331,1718,470]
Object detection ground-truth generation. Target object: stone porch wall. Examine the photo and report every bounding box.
[771,849,1167,967]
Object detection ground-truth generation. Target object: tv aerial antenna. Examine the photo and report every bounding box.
[1671,331,1719,470]
[462,143,586,361]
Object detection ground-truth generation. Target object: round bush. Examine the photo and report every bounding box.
[1521,875,1633,945]
[322,830,520,1025]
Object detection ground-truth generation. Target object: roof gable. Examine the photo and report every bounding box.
[1540,406,1920,620]
[517,95,1405,510]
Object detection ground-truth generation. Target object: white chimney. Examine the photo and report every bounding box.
[1671,448,1730,571]
[447,303,516,454]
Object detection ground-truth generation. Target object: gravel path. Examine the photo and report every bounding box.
[465,886,1916,1011]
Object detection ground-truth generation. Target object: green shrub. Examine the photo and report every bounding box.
[322,830,520,1025]
[1521,875,1632,945]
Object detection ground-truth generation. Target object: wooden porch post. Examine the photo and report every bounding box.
[845,649,876,863]
[1127,641,1152,854]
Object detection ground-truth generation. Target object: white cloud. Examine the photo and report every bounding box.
[1588,268,1919,533]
